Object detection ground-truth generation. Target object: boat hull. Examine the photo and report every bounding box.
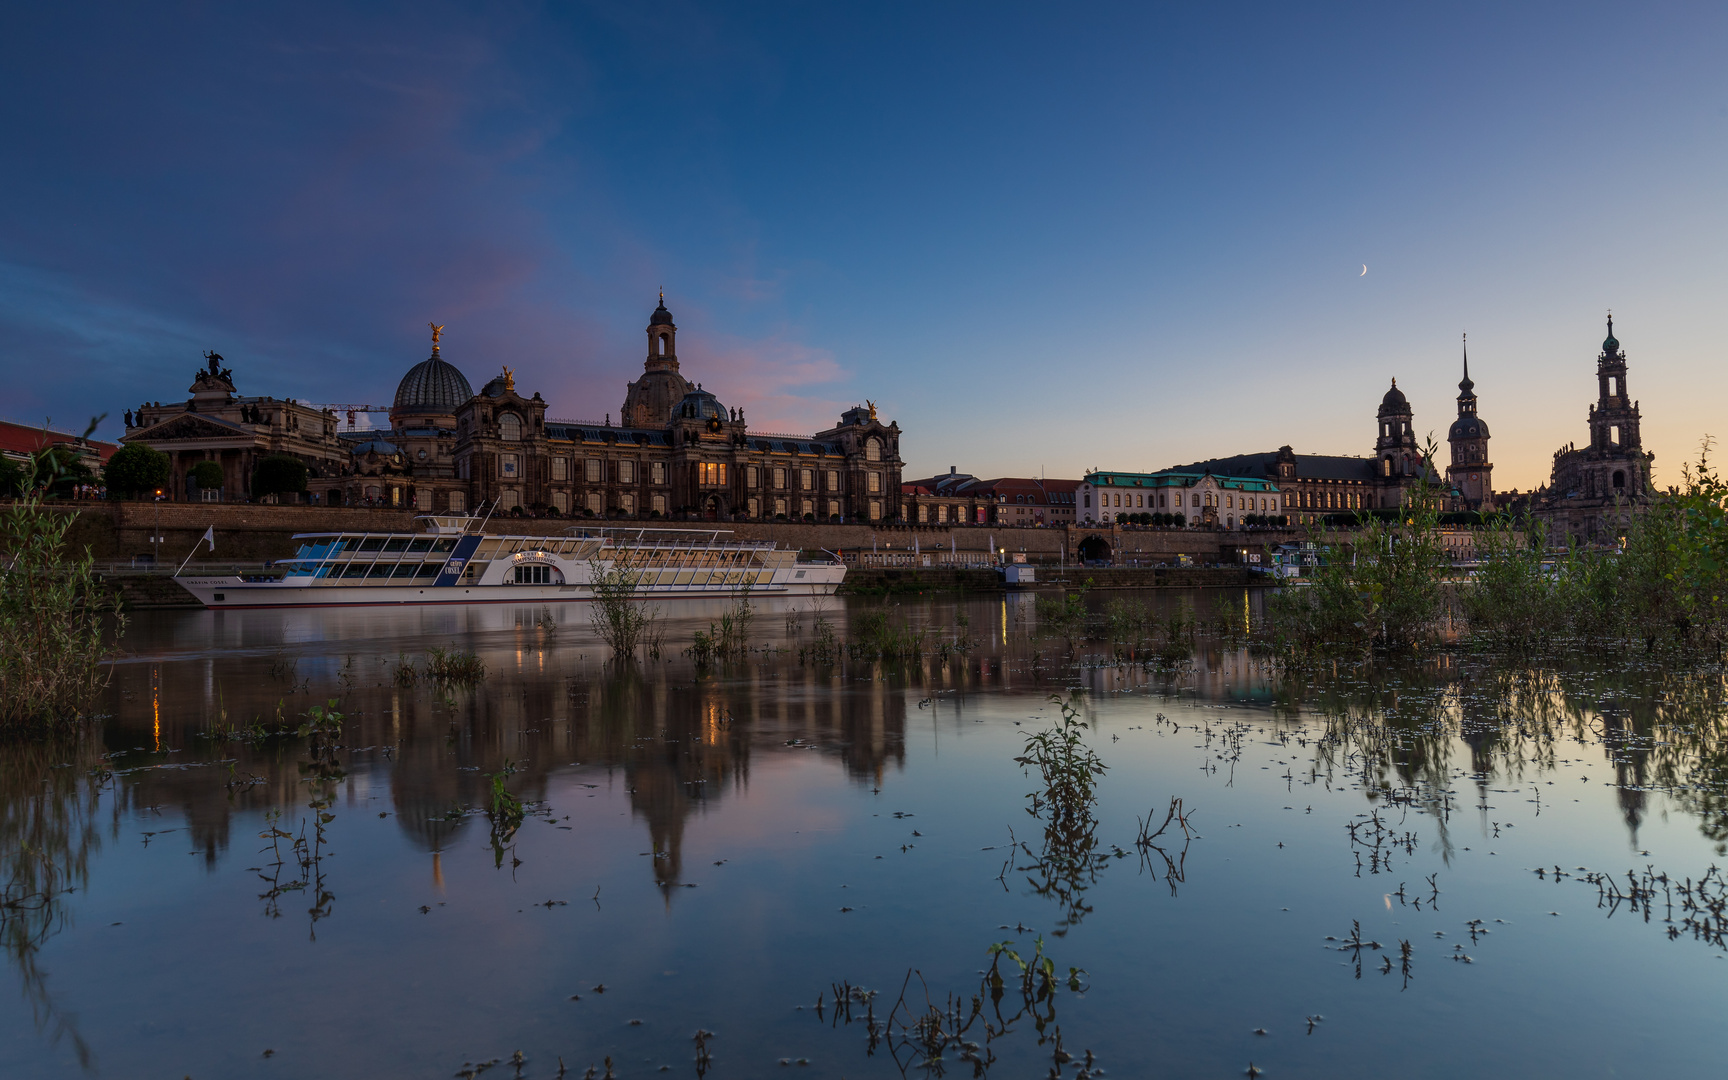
[172,574,844,609]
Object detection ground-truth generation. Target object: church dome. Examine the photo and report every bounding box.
[394,355,473,413]
[1449,416,1490,440]
[650,300,675,327]
[1603,315,1620,355]
[676,386,727,422]
[1379,379,1409,411]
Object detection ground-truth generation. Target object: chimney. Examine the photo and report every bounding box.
[949,466,956,475]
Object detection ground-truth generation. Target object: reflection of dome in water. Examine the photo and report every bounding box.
[394,355,474,414]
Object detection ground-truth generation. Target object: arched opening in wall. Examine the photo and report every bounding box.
[704,494,721,520]
[658,333,669,356]
[1077,535,1111,565]
[1609,376,1618,396]
[1610,425,1621,446]
[865,437,882,462]
[499,413,522,441]
[1382,458,1392,477]
[1613,470,1626,490]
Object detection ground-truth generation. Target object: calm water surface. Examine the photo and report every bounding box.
[3,591,1726,1078]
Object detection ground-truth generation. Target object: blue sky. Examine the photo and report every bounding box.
[3,2,1724,489]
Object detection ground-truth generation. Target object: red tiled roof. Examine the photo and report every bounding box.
[0,420,121,463]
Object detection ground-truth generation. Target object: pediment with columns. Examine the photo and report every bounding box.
[129,414,248,443]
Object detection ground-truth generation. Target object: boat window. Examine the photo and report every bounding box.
[392,564,419,578]
[358,538,385,552]
[431,538,457,552]
[367,564,394,578]
[408,538,433,552]
[341,564,369,578]
[383,538,410,552]
[415,563,440,578]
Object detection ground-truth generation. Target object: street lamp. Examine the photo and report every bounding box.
[153,488,164,568]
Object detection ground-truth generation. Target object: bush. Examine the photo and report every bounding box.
[188,461,225,491]
[1,456,125,728]
[104,443,171,499]
[251,454,308,499]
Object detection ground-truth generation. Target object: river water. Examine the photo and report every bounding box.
[3,591,1725,1078]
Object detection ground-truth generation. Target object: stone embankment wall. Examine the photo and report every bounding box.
[839,565,1262,595]
[10,502,1297,608]
[28,501,1304,564]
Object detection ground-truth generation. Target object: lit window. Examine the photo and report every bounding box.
[652,462,666,484]
[866,438,882,463]
[868,473,881,493]
[699,462,728,486]
[551,491,568,513]
[499,414,521,441]
[826,470,839,490]
[551,457,567,481]
[652,494,666,515]
[619,460,636,484]
[800,468,814,489]
[585,458,601,483]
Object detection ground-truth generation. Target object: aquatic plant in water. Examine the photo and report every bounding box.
[587,556,662,660]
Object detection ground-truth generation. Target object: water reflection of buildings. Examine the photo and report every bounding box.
[99,634,909,898]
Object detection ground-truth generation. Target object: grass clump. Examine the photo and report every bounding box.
[425,645,485,683]
[691,595,753,665]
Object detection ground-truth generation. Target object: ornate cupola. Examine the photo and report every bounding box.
[621,292,693,427]
[646,290,678,370]
[1374,377,1417,480]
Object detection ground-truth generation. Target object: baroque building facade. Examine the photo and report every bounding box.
[1534,316,1654,542]
[122,352,347,500]
[313,298,904,521]
[1160,380,1433,525]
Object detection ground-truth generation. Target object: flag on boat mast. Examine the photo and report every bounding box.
[200,526,215,552]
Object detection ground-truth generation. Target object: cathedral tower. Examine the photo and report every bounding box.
[1446,335,1493,510]
[1589,315,1643,462]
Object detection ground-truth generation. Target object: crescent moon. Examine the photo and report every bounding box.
[1360,264,1368,276]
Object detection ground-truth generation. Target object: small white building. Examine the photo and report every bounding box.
[1079,469,1283,530]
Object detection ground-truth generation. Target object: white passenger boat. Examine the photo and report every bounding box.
[173,516,846,608]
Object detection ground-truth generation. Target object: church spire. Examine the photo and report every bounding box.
[1458,332,1474,395]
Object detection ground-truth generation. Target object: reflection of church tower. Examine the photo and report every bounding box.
[1446,335,1494,510]
[621,294,693,428]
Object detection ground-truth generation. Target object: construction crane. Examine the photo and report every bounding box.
[315,404,393,431]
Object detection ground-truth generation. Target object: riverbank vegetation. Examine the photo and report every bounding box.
[0,427,124,731]
[1260,441,1728,664]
